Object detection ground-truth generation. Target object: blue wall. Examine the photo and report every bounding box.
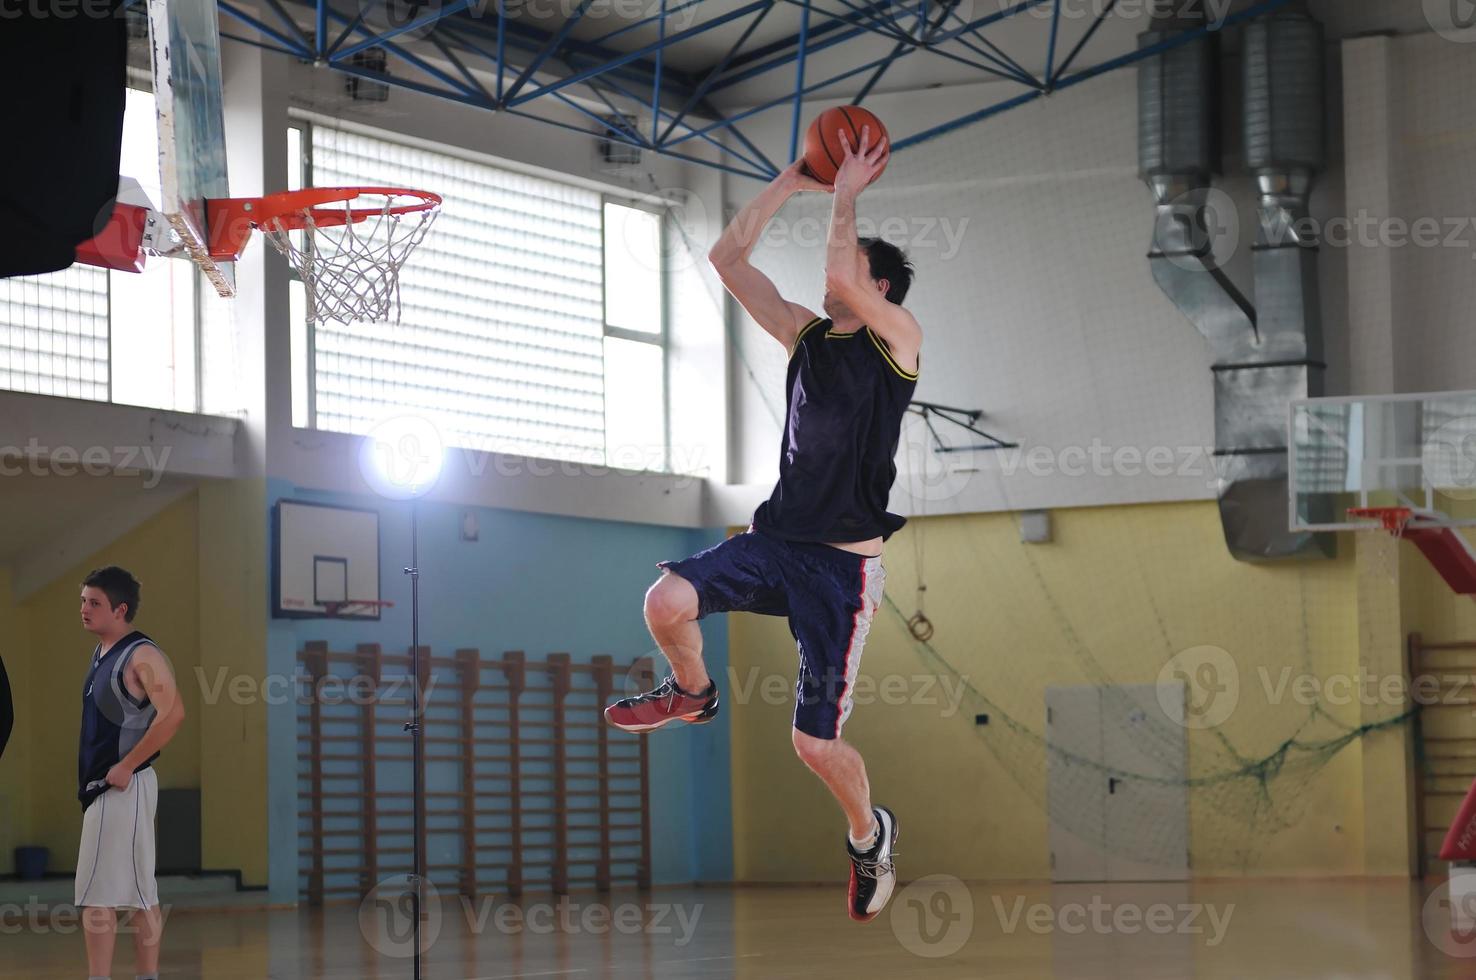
[265,479,732,902]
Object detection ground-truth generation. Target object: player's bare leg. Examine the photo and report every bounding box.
[604,572,720,733]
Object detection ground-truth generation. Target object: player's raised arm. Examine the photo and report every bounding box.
[825,126,921,370]
[709,161,831,352]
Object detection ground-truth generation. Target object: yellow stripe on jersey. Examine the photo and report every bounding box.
[865,326,920,380]
[789,316,825,358]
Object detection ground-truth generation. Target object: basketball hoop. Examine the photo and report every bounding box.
[206,187,440,324]
[321,599,395,618]
[279,597,395,618]
[1348,506,1416,537]
[1347,507,1415,583]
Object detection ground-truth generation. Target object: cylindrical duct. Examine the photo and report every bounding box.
[1244,6,1326,175]
[1137,29,1217,181]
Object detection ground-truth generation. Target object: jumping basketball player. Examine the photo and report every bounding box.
[76,566,186,980]
[604,129,917,922]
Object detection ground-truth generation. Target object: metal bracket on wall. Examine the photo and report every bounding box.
[908,399,1017,454]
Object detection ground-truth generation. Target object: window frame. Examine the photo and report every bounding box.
[599,196,671,473]
[287,119,317,430]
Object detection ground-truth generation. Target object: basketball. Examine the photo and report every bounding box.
[802,106,889,186]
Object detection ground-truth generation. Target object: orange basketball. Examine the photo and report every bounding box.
[802,106,889,186]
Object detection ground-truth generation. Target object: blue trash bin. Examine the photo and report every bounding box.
[14,846,48,880]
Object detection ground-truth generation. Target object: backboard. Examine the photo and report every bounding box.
[1289,391,1476,532]
[148,0,234,296]
[273,500,384,619]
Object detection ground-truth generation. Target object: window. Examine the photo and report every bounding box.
[293,120,669,471]
[602,202,667,472]
[0,88,198,411]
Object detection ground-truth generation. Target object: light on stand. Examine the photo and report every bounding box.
[358,414,445,980]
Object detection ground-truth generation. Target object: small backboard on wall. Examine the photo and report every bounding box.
[272,500,383,619]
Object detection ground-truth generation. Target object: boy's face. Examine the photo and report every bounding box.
[80,586,127,635]
[823,249,890,321]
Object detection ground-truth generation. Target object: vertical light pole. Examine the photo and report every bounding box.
[359,415,445,980]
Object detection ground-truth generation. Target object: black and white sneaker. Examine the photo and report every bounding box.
[846,805,898,922]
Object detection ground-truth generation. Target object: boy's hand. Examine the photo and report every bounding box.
[105,762,132,791]
[778,159,834,194]
[834,125,889,197]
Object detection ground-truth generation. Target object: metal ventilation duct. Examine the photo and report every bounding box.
[1138,0,1332,561]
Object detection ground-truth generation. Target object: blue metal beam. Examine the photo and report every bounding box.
[502,0,597,103]
[502,106,772,180]
[422,2,704,102]
[216,0,1293,182]
[853,0,975,103]
[709,0,1048,92]
[1044,0,1062,83]
[652,0,665,144]
[890,86,1045,150]
[961,21,1039,87]
[429,33,494,101]
[217,1,312,57]
[666,52,900,148]
[658,0,777,143]
[719,0,892,74]
[334,0,478,61]
[1050,0,1119,84]
[1052,0,1290,92]
[890,0,1291,152]
[818,0,1043,82]
[507,0,769,107]
[257,0,314,53]
[789,0,809,162]
[319,7,487,100]
[579,64,777,173]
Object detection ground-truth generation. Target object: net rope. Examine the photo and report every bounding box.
[261,193,439,325]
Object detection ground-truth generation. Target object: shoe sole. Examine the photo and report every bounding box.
[604,705,716,734]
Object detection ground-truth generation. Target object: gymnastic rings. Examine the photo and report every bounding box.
[906,611,934,642]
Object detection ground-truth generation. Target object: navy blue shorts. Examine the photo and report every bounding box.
[657,527,886,740]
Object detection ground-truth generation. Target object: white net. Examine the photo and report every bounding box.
[261,191,439,325]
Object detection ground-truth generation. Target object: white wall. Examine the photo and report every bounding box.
[1378,32,1476,394]
[710,21,1475,526]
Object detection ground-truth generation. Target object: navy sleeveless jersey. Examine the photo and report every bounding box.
[752,316,919,544]
[78,630,160,808]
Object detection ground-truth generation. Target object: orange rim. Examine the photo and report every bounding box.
[1348,506,1414,535]
[205,187,441,260]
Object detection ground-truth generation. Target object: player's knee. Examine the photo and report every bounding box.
[644,572,697,627]
[792,728,836,767]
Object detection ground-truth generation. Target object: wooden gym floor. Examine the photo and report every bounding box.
[5,879,1470,978]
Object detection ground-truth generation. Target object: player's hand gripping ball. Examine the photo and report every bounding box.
[802,106,889,187]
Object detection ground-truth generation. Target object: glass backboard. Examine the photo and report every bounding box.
[1290,391,1476,532]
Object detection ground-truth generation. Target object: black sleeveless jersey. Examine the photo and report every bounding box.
[752,316,919,544]
[78,630,160,808]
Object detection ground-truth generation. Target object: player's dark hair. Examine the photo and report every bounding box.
[82,566,141,623]
[860,238,914,305]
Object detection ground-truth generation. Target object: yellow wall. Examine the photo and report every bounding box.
[1,481,270,885]
[729,501,1456,882]
[0,569,33,871]
[195,478,269,884]
[4,495,203,870]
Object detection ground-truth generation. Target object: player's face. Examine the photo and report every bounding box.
[823,250,880,320]
[80,586,126,634]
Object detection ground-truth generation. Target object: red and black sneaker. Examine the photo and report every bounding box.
[603,674,719,733]
[847,806,899,923]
